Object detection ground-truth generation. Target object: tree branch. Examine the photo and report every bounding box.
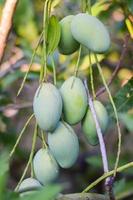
[96,34,130,97]
[0,0,18,63]
[83,161,133,193]
[57,193,106,200]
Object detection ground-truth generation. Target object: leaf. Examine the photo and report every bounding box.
[47,15,61,55]
[91,0,111,16]
[119,112,133,132]
[20,185,61,200]
[107,78,133,118]
[114,179,133,200]
[127,0,133,14]
[0,152,9,200]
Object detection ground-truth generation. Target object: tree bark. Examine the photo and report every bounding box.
[57,193,106,200]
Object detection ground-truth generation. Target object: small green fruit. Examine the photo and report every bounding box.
[58,15,80,55]
[48,121,79,168]
[71,13,110,53]
[82,100,108,145]
[60,76,87,125]
[18,178,42,193]
[33,148,59,185]
[33,83,62,132]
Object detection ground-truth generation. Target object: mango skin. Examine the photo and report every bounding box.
[71,13,110,53]
[58,15,80,55]
[18,178,42,193]
[82,100,108,145]
[48,122,79,168]
[33,83,62,132]
[33,148,59,185]
[60,76,88,125]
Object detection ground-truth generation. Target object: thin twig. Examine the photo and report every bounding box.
[96,34,130,97]
[15,122,38,191]
[84,80,115,200]
[9,114,34,158]
[82,161,133,193]
[0,0,18,63]
[0,102,32,112]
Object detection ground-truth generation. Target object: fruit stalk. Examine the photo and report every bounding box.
[9,114,34,158]
[15,122,38,191]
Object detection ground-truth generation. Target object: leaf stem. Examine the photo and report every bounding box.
[51,55,57,85]
[41,130,48,149]
[74,45,82,77]
[9,114,34,158]
[15,122,38,191]
[82,161,133,193]
[17,32,43,96]
[94,54,122,178]
[88,52,96,99]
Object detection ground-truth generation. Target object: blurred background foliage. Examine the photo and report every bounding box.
[0,0,133,199]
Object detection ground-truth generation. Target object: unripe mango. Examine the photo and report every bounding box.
[58,15,80,55]
[71,13,110,53]
[18,178,42,193]
[48,122,79,168]
[60,76,87,125]
[33,83,62,132]
[33,148,59,185]
[82,100,108,145]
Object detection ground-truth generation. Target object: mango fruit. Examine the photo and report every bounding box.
[60,76,87,125]
[18,178,42,193]
[33,148,59,185]
[48,121,79,168]
[33,83,62,132]
[71,13,110,53]
[82,100,108,145]
[58,15,79,55]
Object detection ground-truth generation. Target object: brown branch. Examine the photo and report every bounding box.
[57,193,106,200]
[96,34,130,97]
[0,58,27,78]
[0,0,18,63]
[0,102,32,112]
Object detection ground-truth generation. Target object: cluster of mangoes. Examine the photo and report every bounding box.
[18,12,110,195]
[58,13,110,55]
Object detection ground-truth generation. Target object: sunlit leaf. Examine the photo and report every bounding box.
[47,15,61,55]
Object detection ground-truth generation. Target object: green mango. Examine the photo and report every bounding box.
[60,76,88,125]
[71,13,110,53]
[48,121,79,168]
[18,178,42,193]
[33,148,59,185]
[33,83,62,132]
[82,100,109,145]
[58,15,80,55]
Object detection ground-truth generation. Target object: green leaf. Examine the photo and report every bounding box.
[127,0,133,14]
[114,179,133,200]
[47,16,61,55]
[119,112,133,132]
[91,0,110,16]
[0,152,9,200]
[107,78,133,118]
[20,185,61,200]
